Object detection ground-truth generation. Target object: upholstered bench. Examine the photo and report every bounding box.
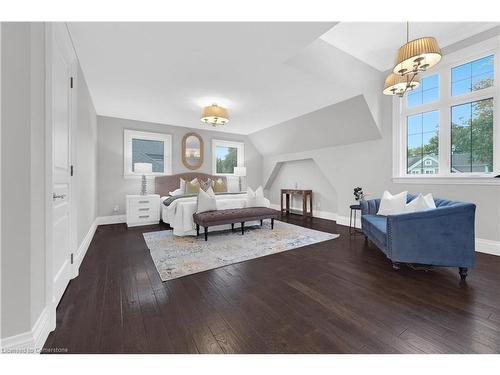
[193,207,279,241]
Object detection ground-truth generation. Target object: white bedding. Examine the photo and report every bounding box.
[161,193,271,236]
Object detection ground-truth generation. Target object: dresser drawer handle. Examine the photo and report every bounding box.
[138,207,150,211]
[138,200,150,204]
[139,215,150,219]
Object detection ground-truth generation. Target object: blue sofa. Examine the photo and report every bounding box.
[360,195,476,280]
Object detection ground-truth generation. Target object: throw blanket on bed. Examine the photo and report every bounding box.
[162,192,247,207]
[161,192,271,236]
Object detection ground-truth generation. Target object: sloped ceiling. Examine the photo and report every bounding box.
[249,95,380,156]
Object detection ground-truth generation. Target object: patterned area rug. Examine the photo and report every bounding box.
[143,221,339,281]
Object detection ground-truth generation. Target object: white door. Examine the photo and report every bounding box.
[51,25,75,305]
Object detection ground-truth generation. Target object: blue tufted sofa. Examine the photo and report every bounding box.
[360,194,476,280]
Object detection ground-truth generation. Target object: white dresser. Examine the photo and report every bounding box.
[126,194,161,227]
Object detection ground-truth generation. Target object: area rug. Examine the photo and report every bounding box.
[143,221,339,281]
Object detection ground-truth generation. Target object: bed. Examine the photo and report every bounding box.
[155,172,270,236]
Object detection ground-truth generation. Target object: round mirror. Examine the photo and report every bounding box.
[182,132,204,170]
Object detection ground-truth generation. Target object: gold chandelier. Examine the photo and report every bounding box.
[201,103,229,126]
[383,22,442,97]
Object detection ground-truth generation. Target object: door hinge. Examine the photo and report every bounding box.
[70,165,74,176]
[71,253,74,264]
[70,77,74,88]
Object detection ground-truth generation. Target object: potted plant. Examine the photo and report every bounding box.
[353,187,365,204]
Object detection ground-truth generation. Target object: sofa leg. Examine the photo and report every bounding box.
[271,218,274,229]
[196,224,200,237]
[204,227,208,241]
[459,267,468,281]
[241,222,245,235]
[392,262,401,270]
[231,223,234,232]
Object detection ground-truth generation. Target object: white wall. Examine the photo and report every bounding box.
[75,64,97,245]
[96,116,263,217]
[268,159,337,216]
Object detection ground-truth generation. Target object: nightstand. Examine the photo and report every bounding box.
[126,194,160,227]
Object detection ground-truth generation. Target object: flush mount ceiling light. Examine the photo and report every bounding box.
[384,22,441,97]
[383,72,420,97]
[201,103,229,126]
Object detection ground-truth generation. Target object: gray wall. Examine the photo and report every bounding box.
[97,116,263,216]
[75,64,97,245]
[1,22,46,338]
[267,158,337,214]
[260,95,500,242]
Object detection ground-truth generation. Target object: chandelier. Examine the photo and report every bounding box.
[383,22,442,97]
[201,103,229,126]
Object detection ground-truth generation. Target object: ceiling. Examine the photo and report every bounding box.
[69,22,499,135]
[320,22,499,72]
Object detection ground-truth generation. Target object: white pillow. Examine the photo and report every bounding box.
[246,186,267,207]
[196,187,217,213]
[377,191,408,216]
[169,188,184,196]
[423,193,436,209]
[404,194,429,213]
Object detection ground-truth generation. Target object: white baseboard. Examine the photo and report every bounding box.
[270,204,337,221]
[72,218,98,277]
[475,238,500,256]
[335,215,361,229]
[95,214,126,226]
[1,306,51,353]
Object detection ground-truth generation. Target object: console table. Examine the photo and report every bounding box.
[280,189,313,217]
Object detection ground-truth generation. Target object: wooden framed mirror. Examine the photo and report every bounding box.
[182,132,204,170]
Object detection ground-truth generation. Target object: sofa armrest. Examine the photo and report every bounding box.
[360,198,380,215]
[386,204,476,267]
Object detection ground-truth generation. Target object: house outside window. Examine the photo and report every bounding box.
[124,129,172,176]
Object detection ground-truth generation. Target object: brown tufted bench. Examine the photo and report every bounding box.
[193,207,279,241]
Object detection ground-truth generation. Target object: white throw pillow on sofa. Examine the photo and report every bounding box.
[377,191,408,216]
[196,187,217,213]
[246,186,266,207]
[423,193,436,209]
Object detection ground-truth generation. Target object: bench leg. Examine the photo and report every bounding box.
[196,224,200,237]
[241,222,245,235]
[260,219,263,226]
[271,218,274,229]
[204,227,208,241]
[231,223,234,232]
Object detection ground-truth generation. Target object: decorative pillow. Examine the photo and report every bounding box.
[213,178,227,193]
[377,190,408,216]
[185,178,200,194]
[405,194,431,213]
[180,178,186,192]
[196,187,217,213]
[169,188,184,197]
[199,178,213,192]
[423,193,436,209]
[246,186,266,207]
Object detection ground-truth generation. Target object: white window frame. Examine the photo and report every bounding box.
[393,36,500,185]
[212,139,245,176]
[123,129,172,177]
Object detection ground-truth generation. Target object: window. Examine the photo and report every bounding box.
[451,55,494,96]
[407,110,439,174]
[451,98,494,173]
[394,39,498,181]
[407,74,439,108]
[124,130,172,176]
[212,139,244,175]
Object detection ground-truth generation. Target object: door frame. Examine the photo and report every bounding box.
[44,22,79,331]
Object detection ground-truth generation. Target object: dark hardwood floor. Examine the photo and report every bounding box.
[43,214,500,353]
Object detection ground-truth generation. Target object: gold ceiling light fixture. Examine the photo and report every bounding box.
[383,22,442,97]
[383,73,420,97]
[201,103,229,126]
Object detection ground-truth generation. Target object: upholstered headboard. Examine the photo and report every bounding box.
[155,173,227,197]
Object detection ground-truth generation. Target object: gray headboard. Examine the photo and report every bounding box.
[155,172,227,197]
